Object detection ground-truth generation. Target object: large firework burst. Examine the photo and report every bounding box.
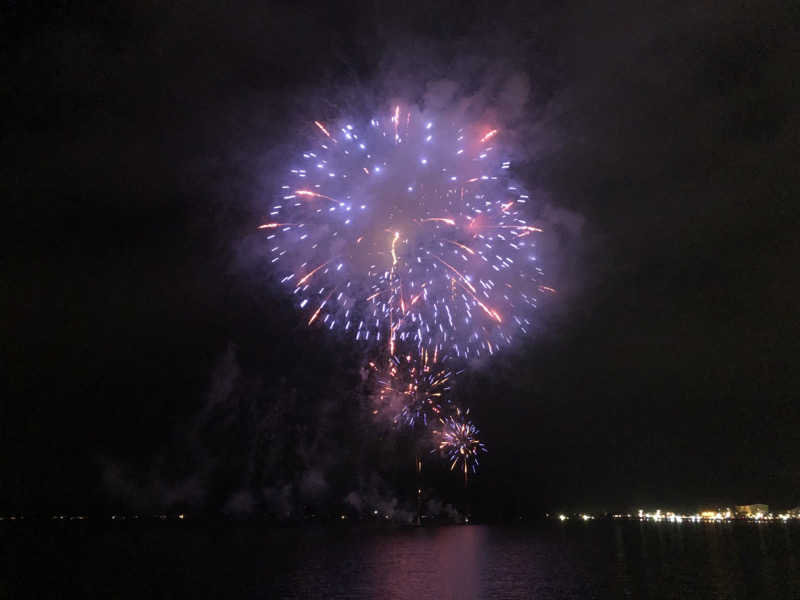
[261,106,553,362]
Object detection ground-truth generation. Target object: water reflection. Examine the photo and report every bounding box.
[366,526,485,599]
[272,523,800,599]
[8,521,800,598]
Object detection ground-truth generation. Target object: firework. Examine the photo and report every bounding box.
[262,106,551,361]
[433,407,486,484]
[371,349,456,428]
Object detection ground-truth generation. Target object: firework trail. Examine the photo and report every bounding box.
[433,407,486,485]
[262,106,552,362]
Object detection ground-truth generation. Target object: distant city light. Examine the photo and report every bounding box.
[551,503,799,523]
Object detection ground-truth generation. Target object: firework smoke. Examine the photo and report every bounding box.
[261,104,556,482]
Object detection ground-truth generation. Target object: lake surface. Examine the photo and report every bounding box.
[4,520,800,598]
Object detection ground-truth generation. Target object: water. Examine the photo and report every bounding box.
[4,521,800,599]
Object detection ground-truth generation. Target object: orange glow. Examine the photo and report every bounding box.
[308,290,334,325]
[480,129,498,143]
[445,240,475,255]
[422,217,456,226]
[471,224,543,233]
[314,120,336,142]
[389,321,400,357]
[307,305,323,325]
[538,285,557,294]
[297,261,330,286]
[393,105,400,140]
[391,231,400,266]
[434,256,477,293]
[294,189,338,204]
[453,279,502,323]
[475,298,502,323]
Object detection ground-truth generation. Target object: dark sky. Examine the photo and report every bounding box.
[3,1,799,517]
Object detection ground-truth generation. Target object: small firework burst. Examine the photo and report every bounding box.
[434,407,486,484]
[372,349,455,428]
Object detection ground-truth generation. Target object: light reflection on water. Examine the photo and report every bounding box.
[273,523,800,599]
[4,521,800,598]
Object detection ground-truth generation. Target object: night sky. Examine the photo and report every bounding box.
[3,1,799,518]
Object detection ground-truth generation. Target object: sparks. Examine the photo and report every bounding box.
[294,189,339,204]
[262,107,552,359]
[433,407,486,485]
[374,353,455,428]
[297,261,331,286]
[480,129,498,143]
[422,217,456,226]
[314,120,335,141]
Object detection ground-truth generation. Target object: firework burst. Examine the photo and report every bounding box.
[262,106,552,361]
[434,407,486,484]
[370,349,456,428]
